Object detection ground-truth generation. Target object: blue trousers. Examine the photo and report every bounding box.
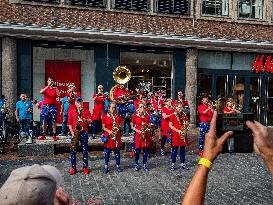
[19,119,31,133]
[199,122,210,151]
[135,148,148,165]
[104,148,121,166]
[161,135,167,150]
[92,120,101,136]
[61,114,68,134]
[171,146,186,163]
[70,131,89,169]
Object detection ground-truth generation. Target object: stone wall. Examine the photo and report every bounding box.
[1,0,273,42]
[1,37,17,122]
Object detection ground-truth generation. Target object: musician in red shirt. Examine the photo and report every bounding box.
[173,90,189,107]
[68,97,92,175]
[39,77,59,141]
[160,98,175,156]
[102,101,123,174]
[131,103,152,172]
[112,84,130,119]
[223,98,241,114]
[92,85,107,139]
[67,84,81,112]
[169,102,189,171]
[197,97,214,156]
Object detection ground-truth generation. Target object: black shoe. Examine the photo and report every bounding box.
[170,165,176,171]
[116,166,123,172]
[181,163,189,170]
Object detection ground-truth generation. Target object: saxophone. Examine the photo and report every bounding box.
[71,110,83,150]
[177,112,189,141]
[110,113,119,140]
[140,114,150,139]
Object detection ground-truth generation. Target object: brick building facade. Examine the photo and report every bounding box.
[1,0,273,126]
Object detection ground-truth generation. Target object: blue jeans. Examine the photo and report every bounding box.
[19,119,31,133]
[61,114,68,134]
[199,122,210,151]
[171,146,186,163]
[104,148,121,166]
[161,135,167,150]
[135,148,148,166]
[70,131,89,169]
[92,120,101,136]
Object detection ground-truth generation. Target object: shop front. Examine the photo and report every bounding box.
[197,51,273,126]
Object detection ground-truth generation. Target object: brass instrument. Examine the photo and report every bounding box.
[110,114,119,140]
[71,111,83,150]
[110,66,131,104]
[179,120,189,141]
[206,98,225,111]
[140,117,150,139]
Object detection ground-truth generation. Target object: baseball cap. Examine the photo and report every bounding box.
[0,164,63,205]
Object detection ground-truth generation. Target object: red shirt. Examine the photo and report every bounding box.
[68,108,92,132]
[102,113,122,149]
[169,113,188,147]
[147,97,163,110]
[173,98,189,107]
[223,107,233,113]
[43,86,57,105]
[161,106,175,135]
[92,93,107,120]
[198,104,213,123]
[113,86,129,102]
[132,113,151,149]
[67,92,81,111]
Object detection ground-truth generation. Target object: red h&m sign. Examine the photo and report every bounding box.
[252,55,273,74]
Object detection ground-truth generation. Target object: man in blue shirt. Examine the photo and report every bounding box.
[59,95,69,135]
[15,93,33,133]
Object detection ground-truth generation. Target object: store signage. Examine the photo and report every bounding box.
[46,60,81,124]
[252,54,273,74]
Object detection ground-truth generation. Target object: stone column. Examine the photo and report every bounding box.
[2,37,17,122]
[185,48,198,127]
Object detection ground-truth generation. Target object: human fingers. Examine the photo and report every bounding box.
[208,111,217,136]
[218,131,234,147]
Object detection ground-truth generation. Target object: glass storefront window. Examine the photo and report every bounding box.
[198,51,231,70]
[250,77,261,121]
[120,51,172,97]
[266,77,273,125]
[232,53,256,70]
[233,77,245,110]
[238,0,264,19]
[201,0,229,16]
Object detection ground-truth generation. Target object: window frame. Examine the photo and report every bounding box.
[201,0,229,17]
[112,0,150,12]
[155,0,190,16]
[238,0,264,20]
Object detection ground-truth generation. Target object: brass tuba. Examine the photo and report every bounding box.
[110,66,131,104]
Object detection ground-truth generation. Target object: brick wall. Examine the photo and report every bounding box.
[1,0,273,42]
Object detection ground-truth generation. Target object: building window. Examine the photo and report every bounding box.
[201,0,229,16]
[113,0,149,11]
[238,0,264,19]
[156,0,189,15]
[69,0,106,7]
[24,0,60,4]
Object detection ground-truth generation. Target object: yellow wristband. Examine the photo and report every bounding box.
[198,158,213,170]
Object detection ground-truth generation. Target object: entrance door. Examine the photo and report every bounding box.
[265,77,273,126]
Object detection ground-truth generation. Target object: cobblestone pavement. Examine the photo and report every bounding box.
[0,153,272,205]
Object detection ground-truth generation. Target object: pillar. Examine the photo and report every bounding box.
[2,37,17,122]
[185,48,198,127]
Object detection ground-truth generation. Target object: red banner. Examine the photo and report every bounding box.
[45,60,81,124]
[252,55,273,74]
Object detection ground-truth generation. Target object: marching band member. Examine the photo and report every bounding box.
[197,97,213,157]
[101,101,123,174]
[173,90,189,107]
[223,98,241,114]
[15,93,33,134]
[67,84,81,112]
[169,102,189,171]
[134,92,145,110]
[68,97,92,175]
[92,85,107,139]
[160,98,175,156]
[39,77,59,141]
[112,83,131,118]
[131,103,152,172]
